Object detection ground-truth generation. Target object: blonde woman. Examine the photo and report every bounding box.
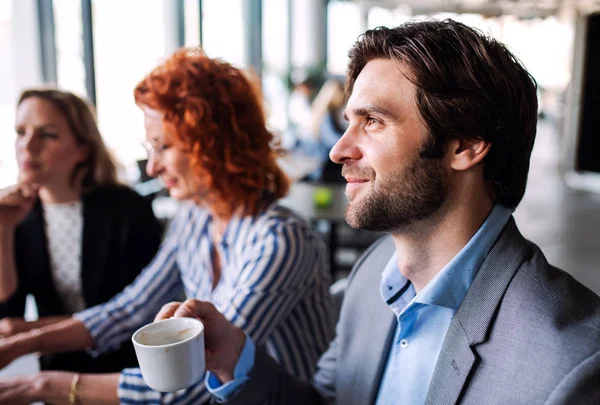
[0,89,162,373]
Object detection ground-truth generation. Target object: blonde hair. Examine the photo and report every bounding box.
[18,89,121,192]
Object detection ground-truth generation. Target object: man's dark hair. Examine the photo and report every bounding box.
[347,19,538,209]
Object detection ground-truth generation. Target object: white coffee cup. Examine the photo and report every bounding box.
[132,317,205,392]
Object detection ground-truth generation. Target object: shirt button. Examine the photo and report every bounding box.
[400,339,409,349]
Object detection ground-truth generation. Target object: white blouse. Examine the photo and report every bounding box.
[43,200,85,313]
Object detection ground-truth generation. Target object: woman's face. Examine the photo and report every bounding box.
[15,97,88,186]
[143,110,203,201]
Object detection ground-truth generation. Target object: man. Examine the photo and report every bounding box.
[156,19,600,404]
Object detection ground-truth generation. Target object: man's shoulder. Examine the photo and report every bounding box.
[509,241,600,335]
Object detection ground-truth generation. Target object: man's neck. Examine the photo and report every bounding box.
[391,196,494,293]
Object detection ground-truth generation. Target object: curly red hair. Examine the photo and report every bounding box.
[134,48,289,218]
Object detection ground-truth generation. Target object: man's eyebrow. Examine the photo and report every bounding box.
[348,104,396,119]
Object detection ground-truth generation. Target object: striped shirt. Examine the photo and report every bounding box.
[75,201,336,404]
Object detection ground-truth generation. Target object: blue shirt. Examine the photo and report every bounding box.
[75,201,335,405]
[375,204,512,405]
[210,205,512,402]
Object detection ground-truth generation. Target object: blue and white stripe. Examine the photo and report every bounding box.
[75,201,336,404]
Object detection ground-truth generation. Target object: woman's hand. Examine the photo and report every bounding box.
[0,330,39,370]
[155,299,246,383]
[0,374,44,405]
[0,184,38,230]
[0,371,119,405]
[0,318,31,339]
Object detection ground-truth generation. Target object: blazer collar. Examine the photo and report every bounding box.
[425,217,531,405]
[338,237,397,405]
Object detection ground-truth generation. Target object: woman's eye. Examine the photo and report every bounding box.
[41,132,58,139]
[158,144,172,153]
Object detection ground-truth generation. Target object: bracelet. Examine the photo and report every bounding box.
[69,373,82,405]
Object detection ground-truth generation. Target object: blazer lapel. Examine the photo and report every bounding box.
[425,218,530,405]
[80,194,112,306]
[350,300,396,405]
[18,201,63,313]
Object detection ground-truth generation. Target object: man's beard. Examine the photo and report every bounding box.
[343,153,448,233]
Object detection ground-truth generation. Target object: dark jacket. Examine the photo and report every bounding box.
[0,185,163,373]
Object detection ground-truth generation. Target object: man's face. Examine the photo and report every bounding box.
[330,59,448,232]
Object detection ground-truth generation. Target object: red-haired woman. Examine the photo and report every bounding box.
[0,49,335,405]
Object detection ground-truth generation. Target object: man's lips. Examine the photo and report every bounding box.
[344,177,370,195]
[344,177,369,184]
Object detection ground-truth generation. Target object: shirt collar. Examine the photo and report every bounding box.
[380,204,513,314]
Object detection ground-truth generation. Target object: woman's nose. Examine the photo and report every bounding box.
[145,154,162,178]
[18,132,38,153]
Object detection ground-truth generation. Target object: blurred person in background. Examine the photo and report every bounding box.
[287,76,320,146]
[283,78,348,182]
[0,89,162,375]
[0,49,335,405]
[308,78,348,182]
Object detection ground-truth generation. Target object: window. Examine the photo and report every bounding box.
[54,0,86,97]
[327,1,363,75]
[202,0,244,66]
[262,0,289,133]
[91,0,166,177]
[184,0,201,48]
[0,2,18,187]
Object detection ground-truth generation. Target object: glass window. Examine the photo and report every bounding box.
[202,0,244,66]
[184,0,201,48]
[0,1,17,187]
[91,0,166,179]
[262,0,289,133]
[54,0,86,97]
[327,1,363,75]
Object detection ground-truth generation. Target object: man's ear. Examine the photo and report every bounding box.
[447,138,491,171]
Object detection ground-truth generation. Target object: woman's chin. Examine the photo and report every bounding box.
[18,172,43,184]
[167,188,189,201]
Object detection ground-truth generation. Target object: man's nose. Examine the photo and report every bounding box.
[329,127,361,164]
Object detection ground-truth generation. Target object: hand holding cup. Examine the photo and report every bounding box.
[153,299,246,384]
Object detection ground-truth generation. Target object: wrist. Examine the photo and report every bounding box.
[213,328,246,383]
[26,372,50,402]
[31,371,74,404]
[20,328,43,354]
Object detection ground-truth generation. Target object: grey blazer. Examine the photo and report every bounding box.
[222,217,600,405]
